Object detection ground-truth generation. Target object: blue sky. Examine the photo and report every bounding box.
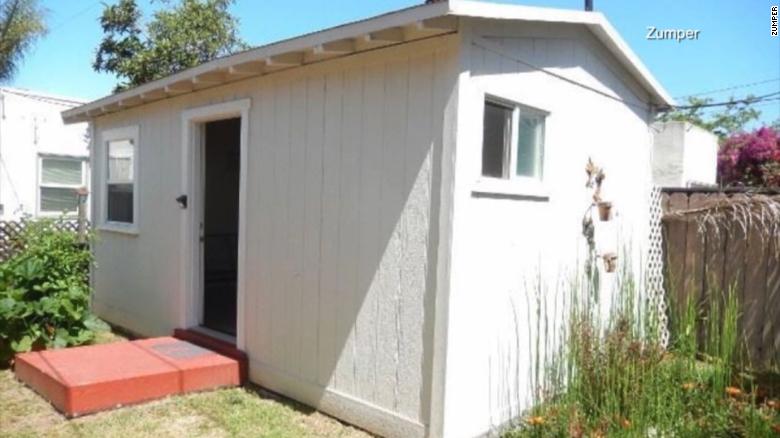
[11,0,780,125]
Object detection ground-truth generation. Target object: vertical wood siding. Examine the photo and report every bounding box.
[442,20,655,437]
[90,35,457,436]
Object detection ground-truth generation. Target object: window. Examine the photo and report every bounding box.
[481,98,546,181]
[39,157,86,214]
[101,126,139,230]
[107,139,134,223]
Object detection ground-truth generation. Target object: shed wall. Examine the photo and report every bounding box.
[90,35,458,438]
[440,19,656,437]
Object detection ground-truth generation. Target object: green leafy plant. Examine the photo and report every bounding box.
[0,219,107,364]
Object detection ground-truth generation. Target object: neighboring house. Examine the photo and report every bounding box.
[0,87,90,220]
[652,120,718,187]
[62,2,673,437]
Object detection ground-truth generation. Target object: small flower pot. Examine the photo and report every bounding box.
[602,252,618,273]
[597,201,613,221]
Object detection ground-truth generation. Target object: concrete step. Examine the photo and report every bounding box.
[14,336,240,417]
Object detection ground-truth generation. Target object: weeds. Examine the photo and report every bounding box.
[504,271,780,437]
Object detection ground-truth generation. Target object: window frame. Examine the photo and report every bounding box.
[475,94,549,199]
[100,125,140,234]
[36,154,88,217]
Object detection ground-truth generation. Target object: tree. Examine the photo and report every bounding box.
[718,126,780,187]
[658,96,762,140]
[0,0,46,82]
[94,0,246,92]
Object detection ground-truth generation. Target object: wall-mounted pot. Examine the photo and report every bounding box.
[597,201,613,221]
[602,252,618,273]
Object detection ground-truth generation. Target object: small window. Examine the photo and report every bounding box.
[101,125,139,230]
[106,139,135,224]
[481,97,546,180]
[39,157,85,214]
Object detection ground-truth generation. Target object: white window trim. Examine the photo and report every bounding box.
[475,94,550,199]
[36,155,88,217]
[99,125,140,235]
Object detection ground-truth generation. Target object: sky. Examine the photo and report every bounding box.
[10,0,780,125]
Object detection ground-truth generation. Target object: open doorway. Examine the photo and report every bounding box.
[201,117,241,336]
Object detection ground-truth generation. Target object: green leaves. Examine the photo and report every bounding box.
[94,0,246,92]
[10,335,32,352]
[0,219,102,364]
[0,0,47,82]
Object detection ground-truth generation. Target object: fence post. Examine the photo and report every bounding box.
[77,187,89,244]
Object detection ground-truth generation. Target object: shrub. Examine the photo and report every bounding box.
[0,219,107,364]
[718,126,780,187]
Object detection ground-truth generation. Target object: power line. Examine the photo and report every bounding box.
[49,2,102,33]
[472,38,653,111]
[675,78,780,99]
[665,91,780,111]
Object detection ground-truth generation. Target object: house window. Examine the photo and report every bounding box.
[481,98,546,180]
[101,125,139,230]
[39,157,85,214]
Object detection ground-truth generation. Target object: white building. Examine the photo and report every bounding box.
[62,2,673,437]
[0,87,89,220]
[652,120,719,188]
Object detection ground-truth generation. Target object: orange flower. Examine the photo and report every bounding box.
[526,416,545,426]
[681,382,695,391]
[726,386,743,398]
[621,418,631,429]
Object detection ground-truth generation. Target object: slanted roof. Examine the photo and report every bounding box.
[62,0,673,123]
[2,87,86,107]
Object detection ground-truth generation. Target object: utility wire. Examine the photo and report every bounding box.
[675,78,780,99]
[667,91,780,110]
[471,38,653,111]
[471,37,773,113]
[49,2,101,33]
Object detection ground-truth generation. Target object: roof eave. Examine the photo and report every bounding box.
[63,0,675,123]
[62,0,455,124]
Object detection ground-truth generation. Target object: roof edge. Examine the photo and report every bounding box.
[64,0,674,123]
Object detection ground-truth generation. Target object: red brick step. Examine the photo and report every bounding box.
[173,328,248,384]
[14,336,240,417]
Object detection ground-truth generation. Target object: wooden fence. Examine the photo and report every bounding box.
[661,188,780,368]
[0,219,84,262]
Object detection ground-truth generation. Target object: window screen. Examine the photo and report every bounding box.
[516,113,545,178]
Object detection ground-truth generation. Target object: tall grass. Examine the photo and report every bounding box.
[504,261,779,437]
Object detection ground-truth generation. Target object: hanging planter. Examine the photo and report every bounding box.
[597,201,613,221]
[602,252,618,273]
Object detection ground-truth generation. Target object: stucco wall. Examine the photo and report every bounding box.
[440,19,656,437]
[652,121,718,187]
[0,90,88,219]
[90,35,457,438]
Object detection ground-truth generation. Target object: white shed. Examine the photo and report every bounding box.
[0,88,89,219]
[62,2,673,437]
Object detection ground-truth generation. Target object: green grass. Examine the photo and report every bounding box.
[0,331,369,438]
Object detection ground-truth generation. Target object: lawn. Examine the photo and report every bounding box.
[0,332,370,438]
